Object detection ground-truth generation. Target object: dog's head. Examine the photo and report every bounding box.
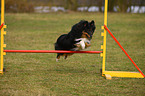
[81,20,96,40]
[69,20,95,40]
[70,20,89,38]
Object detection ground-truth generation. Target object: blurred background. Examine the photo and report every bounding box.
[1,0,145,13]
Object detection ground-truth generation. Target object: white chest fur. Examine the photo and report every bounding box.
[75,38,90,50]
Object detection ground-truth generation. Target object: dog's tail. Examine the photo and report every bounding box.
[55,43,60,50]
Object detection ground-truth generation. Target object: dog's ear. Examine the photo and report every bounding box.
[77,20,88,28]
[90,20,96,31]
[90,20,95,25]
[83,21,88,27]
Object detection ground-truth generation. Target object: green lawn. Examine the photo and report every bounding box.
[0,12,145,96]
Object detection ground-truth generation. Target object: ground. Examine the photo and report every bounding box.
[0,12,145,96]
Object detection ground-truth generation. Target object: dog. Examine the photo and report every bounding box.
[55,20,96,61]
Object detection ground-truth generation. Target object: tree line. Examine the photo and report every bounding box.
[2,0,145,13]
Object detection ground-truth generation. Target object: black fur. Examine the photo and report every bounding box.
[55,20,96,60]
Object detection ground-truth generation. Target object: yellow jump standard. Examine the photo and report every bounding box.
[0,0,7,74]
[101,0,144,79]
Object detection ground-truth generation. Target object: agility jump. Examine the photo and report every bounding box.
[1,0,144,79]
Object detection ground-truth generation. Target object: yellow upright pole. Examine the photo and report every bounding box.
[101,0,108,76]
[1,0,6,74]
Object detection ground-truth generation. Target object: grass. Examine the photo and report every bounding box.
[0,12,145,96]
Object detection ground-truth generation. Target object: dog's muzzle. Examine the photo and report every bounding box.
[82,31,92,40]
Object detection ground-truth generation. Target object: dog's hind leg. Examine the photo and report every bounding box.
[64,53,74,60]
[64,54,68,59]
[56,54,61,62]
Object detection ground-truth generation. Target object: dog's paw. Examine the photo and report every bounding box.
[74,44,81,48]
[85,42,91,48]
[56,58,59,62]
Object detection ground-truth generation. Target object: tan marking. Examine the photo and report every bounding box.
[57,53,74,60]
[82,31,90,38]
[85,42,91,48]
[57,55,60,59]
[74,44,81,48]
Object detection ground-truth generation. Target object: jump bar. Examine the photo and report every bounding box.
[4,50,103,54]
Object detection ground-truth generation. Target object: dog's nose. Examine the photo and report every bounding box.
[88,33,93,40]
[88,36,92,40]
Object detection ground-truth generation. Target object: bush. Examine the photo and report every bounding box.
[5,0,34,13]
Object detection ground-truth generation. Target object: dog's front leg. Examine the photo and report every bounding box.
[74,44,81,49]
[85,42,91,48]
